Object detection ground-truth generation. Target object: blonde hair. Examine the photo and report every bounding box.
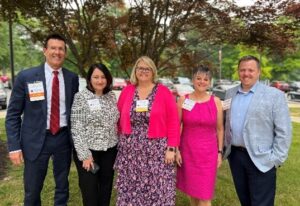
[130,56,158,85]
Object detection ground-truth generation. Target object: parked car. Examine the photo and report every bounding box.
[288,81,300,92]
[0,75,9,83]
[0,83,7,109]
[158,78,173,87]
[112,78,127,90]
[212,84,237,100]
[270,81,290,92]
[125,79,131,86]
[0,75,11,88]
[174,84,194,97]
[158,78,177,96]
[173,77,192,85]
[213,79,232,87]
[287,91,300,101]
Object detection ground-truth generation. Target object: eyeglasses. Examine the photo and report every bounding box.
[136,67,152,73]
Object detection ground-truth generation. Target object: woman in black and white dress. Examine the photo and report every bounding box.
[71,63,119,206]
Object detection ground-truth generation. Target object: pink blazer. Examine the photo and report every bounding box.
[117,84,180,146]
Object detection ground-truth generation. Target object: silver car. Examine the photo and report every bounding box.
[287,91,300,101]
[0,83,7,109]
[212,84,237,100]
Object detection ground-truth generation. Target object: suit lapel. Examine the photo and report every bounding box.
[224,86,239,146]
[35,64,47,117]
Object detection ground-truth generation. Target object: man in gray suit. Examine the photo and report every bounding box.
[223,55,292,206]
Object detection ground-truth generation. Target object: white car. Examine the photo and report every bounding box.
[174,84,194,97]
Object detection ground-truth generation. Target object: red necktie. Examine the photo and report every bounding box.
[50,71,60,135]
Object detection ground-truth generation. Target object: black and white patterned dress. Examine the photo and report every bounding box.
[114,85,176,206]
[71,88,119,160]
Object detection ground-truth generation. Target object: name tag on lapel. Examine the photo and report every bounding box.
[28,81,45,101]
[88,99,101,111]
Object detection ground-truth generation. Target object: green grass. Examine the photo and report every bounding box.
[1,119,300,205]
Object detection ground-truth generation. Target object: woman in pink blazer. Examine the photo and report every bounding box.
[114,56,180,206]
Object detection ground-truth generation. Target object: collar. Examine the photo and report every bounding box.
[44,62,62,75]
[237,81,259,94]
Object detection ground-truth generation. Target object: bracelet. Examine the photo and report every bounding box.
[218,150,223,155]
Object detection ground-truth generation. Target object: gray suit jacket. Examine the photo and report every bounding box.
[223,82,292,172]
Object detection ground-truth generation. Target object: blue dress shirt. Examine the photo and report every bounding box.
[230,82,258,147]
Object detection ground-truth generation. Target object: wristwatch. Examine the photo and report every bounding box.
[167,147,176,152]
[218,150,223,155]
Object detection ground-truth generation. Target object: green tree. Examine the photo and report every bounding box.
[1,0,300,79]
[0,21,42,76]
[0,0,125,77]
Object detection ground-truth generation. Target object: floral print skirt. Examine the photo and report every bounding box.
[114,134,176,206]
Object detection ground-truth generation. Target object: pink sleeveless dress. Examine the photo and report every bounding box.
[177,95,218,200]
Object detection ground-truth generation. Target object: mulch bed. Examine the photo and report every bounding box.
[0,140,8,180]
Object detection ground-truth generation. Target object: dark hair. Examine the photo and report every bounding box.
[44,33,67,50]
[86,63,112,95]
[238,55,261,70]
[192,65,212,80]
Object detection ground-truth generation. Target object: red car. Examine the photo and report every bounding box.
[270,81,290,92]
[0,75,9,83]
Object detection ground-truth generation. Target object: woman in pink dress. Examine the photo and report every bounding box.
[176,66,224,206]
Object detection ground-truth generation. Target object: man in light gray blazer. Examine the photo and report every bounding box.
[223,55,292,206]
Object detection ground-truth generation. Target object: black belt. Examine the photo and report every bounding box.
[46,126,68,134]
[231,145,247,152]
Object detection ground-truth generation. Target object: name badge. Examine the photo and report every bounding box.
[88,99,101,111]
[222,98,232,110]
[182,99,196,111]
[28,81,45,101]
[136,100,149,112]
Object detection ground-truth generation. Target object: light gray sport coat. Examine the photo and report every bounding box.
[223,82,292,173]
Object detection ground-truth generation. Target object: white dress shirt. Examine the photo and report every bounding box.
[45,62,67,129]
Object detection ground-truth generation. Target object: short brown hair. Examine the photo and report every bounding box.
[238,55,261,70]
[192,65,212,80]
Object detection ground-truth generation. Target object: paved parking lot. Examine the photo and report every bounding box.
[0,89,299,121]
[288,101,300,108]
